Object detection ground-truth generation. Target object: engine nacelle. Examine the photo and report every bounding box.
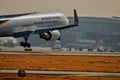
[40,30,61,41]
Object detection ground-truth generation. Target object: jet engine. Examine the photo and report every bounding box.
[40,30,61,41]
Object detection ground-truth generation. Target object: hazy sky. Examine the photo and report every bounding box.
[0,0,120,17]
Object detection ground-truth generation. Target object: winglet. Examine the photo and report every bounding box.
[74,9,79,25]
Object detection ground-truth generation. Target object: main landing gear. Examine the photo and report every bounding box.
[20,42,31,48]
[20,37,32,51]
[20,37,31,48]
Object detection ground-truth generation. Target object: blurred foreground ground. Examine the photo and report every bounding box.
[0,74,119,80]
[0,51,120,80]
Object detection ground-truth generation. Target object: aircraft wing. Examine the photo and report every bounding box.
[34,24,78,34]
[14,31,33,38]
[13,9,79,38]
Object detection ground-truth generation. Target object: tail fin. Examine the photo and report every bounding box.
[74,9,79,25]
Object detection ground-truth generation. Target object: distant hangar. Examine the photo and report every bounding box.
[61,16,120,52]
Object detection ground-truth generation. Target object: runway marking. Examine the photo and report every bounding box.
[0,70,120,78]
[0,50,120,56]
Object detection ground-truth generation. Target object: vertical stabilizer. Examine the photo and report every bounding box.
[74,9,79,25]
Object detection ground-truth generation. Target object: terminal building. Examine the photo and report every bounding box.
[61,16,120,51]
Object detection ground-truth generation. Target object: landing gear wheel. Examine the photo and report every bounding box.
[20,42,24,46]
[18,69,26,77]
[27,43,31,48]
[20,42,31,48]
[23,42,27,48]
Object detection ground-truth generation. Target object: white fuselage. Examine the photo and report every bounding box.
[0,12,69,37]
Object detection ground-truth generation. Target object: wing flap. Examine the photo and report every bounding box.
[13,31,33,38]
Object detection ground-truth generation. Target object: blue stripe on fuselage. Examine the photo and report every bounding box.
[0,12,34,19]
[0,20,8,24]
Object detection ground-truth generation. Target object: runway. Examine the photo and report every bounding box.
[0,69,120,78]
[0,50,120,56]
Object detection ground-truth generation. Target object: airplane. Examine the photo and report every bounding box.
[0,9,79,48]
